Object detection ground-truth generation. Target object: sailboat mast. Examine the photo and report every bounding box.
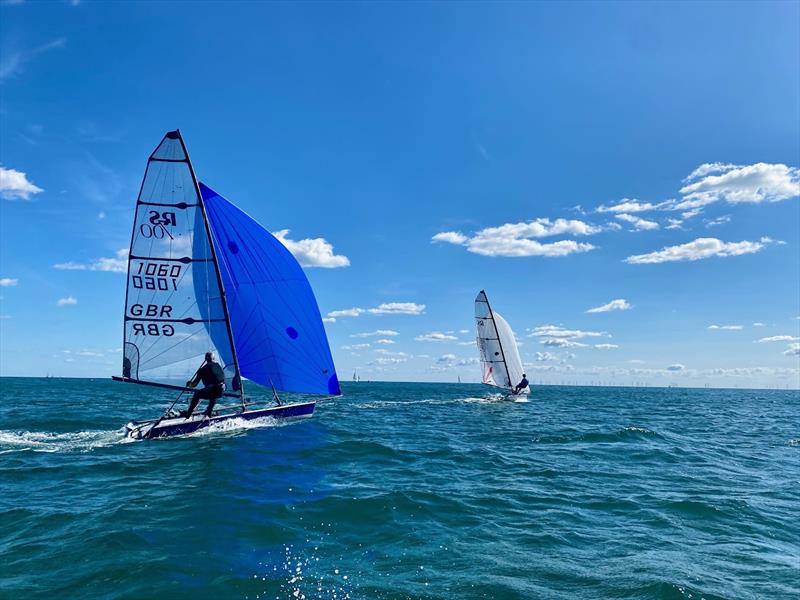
[175,130,245,404]
[483,291,512,388]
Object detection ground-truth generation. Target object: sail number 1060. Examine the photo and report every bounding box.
[131,262,182,291]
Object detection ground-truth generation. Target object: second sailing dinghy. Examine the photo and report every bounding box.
[474,290,529,398]
[115,130,340,439]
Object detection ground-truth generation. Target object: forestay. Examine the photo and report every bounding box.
[474,290,524,390]
[121,131,239,390]
[200,183,341,396]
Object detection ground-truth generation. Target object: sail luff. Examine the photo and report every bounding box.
[175,131,244,402]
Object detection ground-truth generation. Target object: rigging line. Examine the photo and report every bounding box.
[138,328,204,367]
[483,294,512,388]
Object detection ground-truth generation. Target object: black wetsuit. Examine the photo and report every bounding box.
[186,362,226,417]
[513,377,529,394]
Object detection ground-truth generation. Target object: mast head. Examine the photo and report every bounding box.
[166,130,181,139]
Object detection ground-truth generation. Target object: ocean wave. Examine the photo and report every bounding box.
[0,428,130,453]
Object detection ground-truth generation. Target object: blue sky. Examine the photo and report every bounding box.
[1,0,798,388]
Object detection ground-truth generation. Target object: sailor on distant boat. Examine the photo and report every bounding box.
[184,352,226,418]
[512,373,529,395]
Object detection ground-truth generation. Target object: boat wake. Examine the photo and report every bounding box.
[0,428,132,453]
[182,415,286,438]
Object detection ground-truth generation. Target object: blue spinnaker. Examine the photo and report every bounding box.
[200,183,340,396]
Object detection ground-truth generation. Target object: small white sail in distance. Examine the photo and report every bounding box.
[474,290,528,393]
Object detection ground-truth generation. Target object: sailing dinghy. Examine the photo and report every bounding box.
[114,130,340,439]
[474,290,529,398]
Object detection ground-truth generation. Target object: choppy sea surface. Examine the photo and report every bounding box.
[0,378,798,599]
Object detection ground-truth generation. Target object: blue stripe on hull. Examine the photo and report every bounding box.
[130,401,315,439]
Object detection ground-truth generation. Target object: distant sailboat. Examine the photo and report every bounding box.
[474,290,529,396]
[115,130,340,439]
[457,375,461,384]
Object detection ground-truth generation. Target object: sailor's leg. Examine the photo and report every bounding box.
[186,389,205,417]
[203,386,222,417]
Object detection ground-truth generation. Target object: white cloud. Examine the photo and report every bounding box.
[57,296,77,306]
[431,231,467,245]
[0,278,18,287]
[529,325,607,339]
[596,199,664,213]
[54,248,128,273]
[415,332,458,342]
[375,339,396,345]
[371,357,408,366]
[705,215,731,228]
[594,343,619,349]
[540,338,588,348]
[436,353,457,364]
[327,308,365,318]
[615,213,659,231]
[624,237,776,264]
[678,162,800,209]
[757,335,799,343]
[752,322,765,327]
[784,343,800,356]
[433,218,600,258]
[666,363,685,371]
[534,352,559,362]
[708,324,743,331]
[272,229,349,268]
[367,302,425,315]
[665,218,684,230]
[322,317,336,323]
[586,299,632,313]
[351,330,399,338]
[0,166,44,200]
[341,343,371,350]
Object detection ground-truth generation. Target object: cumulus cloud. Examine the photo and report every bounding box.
[415,332,458,342]
[375,339,396,345]
[534,352,559,361]
[615,213,659,231]
[272,229,349,268]
[784,343,800,356]
[708,324,743,330]
[436,353,457,364]
[0,278,18,287]
[53,249,128,273]
[432,218,601,258]
[540,338,589,348]
[327,308,365,318]
[351,330,399,338]
[594,343,619,349]
[0,166,44,200]
[757,335,799,343]
[624,237,777,264]
[586,299,632,313]
[326,302,425,319]
[56,296,77,306]
[367,302,425,315]
[677,162,800,209]
[322,317,336,323]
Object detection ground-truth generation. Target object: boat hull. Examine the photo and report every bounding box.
[125,401,316,439]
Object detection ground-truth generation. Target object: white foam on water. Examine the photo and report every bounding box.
[182,415,288,439]
[0,428,131,453]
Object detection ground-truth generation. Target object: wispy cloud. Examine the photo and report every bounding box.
[0,166,44,200]
[0,37,66,82]
[596,199,667,213]
[708,324,743,331]
[594,343,619,349]
[273,229,349,268]
[784,343,800,356]
[0,278,19,287]
[57,296,77,306]
[704,215,731,228]
[757,335,799,343]
[586,299,632,313]
[529,325,607,339]
[415,331,458,342]
[351,330,399,338]
[625,237,777,264]
[53,249,128,273]
[432,218,601,258]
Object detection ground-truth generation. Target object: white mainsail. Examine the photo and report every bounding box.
[474,290,526,392]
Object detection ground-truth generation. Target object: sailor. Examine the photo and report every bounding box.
[512,373,529,395]
[184,351,226,418]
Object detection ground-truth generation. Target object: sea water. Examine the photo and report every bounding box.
[0,378,798,599]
